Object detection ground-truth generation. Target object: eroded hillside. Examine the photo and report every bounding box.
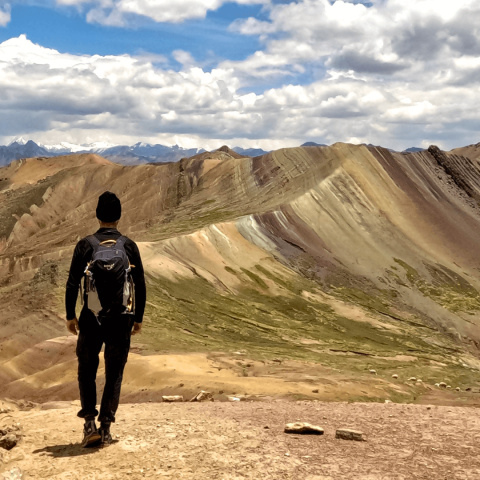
[2,144,480,404]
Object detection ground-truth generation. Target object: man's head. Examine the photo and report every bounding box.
[96,191,121,226]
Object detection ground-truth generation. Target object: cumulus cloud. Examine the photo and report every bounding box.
[0,4,11,26]
[2,0,480,151]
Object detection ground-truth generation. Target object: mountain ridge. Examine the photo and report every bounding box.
[2,142,480,406]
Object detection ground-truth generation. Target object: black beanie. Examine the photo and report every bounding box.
[96,191,121,223]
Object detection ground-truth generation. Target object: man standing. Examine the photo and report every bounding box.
[65,191,146,447]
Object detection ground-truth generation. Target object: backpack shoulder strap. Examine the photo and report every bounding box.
[86,235,101,250]
[115,235,127,249]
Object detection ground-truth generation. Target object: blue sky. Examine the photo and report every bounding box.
[0,0,479,150]
[0,3,263,60]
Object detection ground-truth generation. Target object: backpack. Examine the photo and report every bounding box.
[82,235,135,318]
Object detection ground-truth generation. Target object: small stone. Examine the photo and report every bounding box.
[162,396,184,403]
[435,383,440,387]
[228,396,241,402]
[284,422,324,435]
[0,434,18,450]
[312,389,319,393]
[455,387,460,391]
[416,379,423,383]
[438,382,447,388]
[446,385,452,389]
[190,391,213,402]
[385,400,392,404]
[408,377,417,382]
[392,374,398,379]
[369,369,377,375]
[466,387,472,392]
[2,467,23,480]
[335,429,366,442]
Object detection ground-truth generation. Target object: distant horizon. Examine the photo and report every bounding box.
[1,136,435,154]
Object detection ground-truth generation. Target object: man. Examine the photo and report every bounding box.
[65,191,146,447]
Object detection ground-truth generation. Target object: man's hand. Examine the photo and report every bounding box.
[131,322,142,336]
[66,318,79,336]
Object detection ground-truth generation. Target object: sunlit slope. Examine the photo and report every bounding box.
[2,144,480,402]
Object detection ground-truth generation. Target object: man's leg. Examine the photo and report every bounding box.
[98,316,132,427]
[76,315,103,420]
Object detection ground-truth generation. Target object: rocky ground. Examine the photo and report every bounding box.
[1,398,480,480]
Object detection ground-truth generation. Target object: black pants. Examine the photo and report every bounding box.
[76,310,133,424]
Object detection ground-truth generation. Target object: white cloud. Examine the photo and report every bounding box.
[56,0,269,24]
[2,0,480,151]
[0,4,11,26]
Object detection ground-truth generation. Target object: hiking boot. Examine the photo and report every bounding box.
[82,420,101,448]
[99,427,113,447]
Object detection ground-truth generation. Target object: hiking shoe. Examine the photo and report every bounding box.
[82,420,101,448]
[99,427,113,447]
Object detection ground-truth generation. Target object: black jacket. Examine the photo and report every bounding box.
[65,228,146,323]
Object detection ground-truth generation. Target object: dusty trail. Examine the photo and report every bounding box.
[1,400,479,479]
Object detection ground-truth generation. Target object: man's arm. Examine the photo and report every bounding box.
[65,240,89,324]
[128,241,146,324]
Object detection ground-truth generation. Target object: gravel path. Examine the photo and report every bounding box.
[1,400,480,479]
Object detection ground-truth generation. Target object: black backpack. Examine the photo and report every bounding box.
[83,235,135,318]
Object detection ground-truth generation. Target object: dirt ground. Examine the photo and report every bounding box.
[1,399,480,480]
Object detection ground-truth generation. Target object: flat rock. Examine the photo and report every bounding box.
[162,396,184,403]
[284,422,324,435]
[336,429,366,442]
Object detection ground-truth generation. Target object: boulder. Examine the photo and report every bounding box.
[284,422,324,435]
[336,429,366,442]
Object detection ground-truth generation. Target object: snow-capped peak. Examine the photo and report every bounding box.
[8,136,28,146]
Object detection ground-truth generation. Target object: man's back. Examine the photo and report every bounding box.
[65,227,146,325]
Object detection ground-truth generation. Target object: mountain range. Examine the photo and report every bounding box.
[0,138,270,167]
[0,138,428,167]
